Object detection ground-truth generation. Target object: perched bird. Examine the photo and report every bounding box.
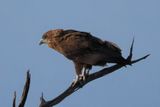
[39,29,129,84]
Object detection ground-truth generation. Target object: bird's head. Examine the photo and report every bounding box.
[39,33,50,46]
[39,29,64,47]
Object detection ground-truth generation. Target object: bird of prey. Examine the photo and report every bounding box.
[39,29,129,84]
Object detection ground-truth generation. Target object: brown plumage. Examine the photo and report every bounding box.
[39,29,127,82]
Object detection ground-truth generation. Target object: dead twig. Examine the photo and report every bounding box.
[12,70,31,107]
[13,91,16,107]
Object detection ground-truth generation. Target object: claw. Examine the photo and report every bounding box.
[72,75,84,87]
[81,74,86,82]
[72,75,79,87]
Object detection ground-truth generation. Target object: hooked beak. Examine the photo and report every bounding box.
[39,39,47,45]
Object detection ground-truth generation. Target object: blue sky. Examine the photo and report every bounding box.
[0,0,159,107]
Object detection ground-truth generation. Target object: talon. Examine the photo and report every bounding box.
[72,75,79,87]
[72,75,85,87]
[79,74,86,83]
[71,80,77,87]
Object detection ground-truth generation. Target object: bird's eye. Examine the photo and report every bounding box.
[42,34,47,39]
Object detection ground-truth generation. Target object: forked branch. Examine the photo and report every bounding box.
[12,71,31,107]
[39,39,150,107]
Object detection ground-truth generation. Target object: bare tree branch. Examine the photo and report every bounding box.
[12,70,31,107]
[13,91,16,107]
[18,71,31,107]
[39,40,150,107]
[127,37,134,61]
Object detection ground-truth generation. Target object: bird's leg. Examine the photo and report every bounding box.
[72,75,79,86]
[85,68,90,76]
[81,68,87,81]
[72,62,84,87]
[81,65,92,81]
[83,65,92,79]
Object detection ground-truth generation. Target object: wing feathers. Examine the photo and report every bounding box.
[47,29,123,65]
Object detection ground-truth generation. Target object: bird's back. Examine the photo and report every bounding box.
[50,29,123,65]
[58,30,103,57]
